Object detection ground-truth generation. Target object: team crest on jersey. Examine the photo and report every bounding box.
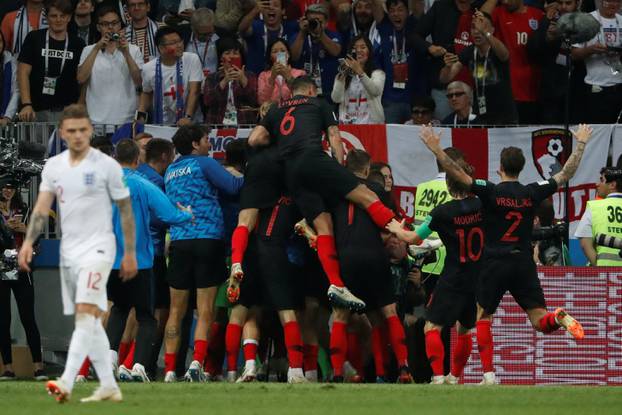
[84,172,95,186]
[531,128,569,180]
[528,18,538,30]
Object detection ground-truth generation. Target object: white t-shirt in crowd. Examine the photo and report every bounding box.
[39,148,130,266]
[185,33,219,77]
[79,44,144,125]
[142,52,204,124]
[574,11,622,87]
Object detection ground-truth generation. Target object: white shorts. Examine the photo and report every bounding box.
[60,261,113,315]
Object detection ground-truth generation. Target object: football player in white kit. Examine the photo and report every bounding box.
[18,105,138,403]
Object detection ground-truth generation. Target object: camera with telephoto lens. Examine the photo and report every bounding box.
[109,32,121,41]
[308,18,320,31]
[409,250,437,269]
[532,222,567,241]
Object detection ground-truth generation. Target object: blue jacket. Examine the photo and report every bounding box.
[137,163,167,256]
[165,155,243,241]
[113,168,193,269]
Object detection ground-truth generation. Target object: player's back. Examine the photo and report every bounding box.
[261,95,336,158]
[430,196,484,275]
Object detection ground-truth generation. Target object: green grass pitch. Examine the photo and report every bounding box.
[1,382,621,415]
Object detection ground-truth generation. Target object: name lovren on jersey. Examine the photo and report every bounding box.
[165,166,192,181]
[40,49,74,59]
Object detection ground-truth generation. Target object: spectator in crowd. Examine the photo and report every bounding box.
[0,31,19,125]
[287,0,339,31]
[336,0,384,51]
[125,0,160,63]
[527,0,579,124]
[204,37,258,125]
[214,0,255,36]
[442,81,478,126]
[77,5,143,129]
[157,0,216,21]
[185,8,219,77]
[239,0,297,75]
[440,11,518,125]
[410,0,477,121]
[405,95,438,125]
[0,2,22,25]
[331,34,385,124]
[481,0,544,124]
[290,3,342,98]
[371,161,394,193]
[139,26,204,125]
[0,177,46,381]
[377,0,424,124]
[69,0,97,45]
[17,0,84,123]
[257,37,306,104]
[1,0,47,55]
[571,0,622,124]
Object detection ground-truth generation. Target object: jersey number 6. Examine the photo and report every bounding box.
[280,107,296,136]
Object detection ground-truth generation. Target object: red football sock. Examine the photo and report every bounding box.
[346,331,363,374]
[330,322,348,377]
[122,341,135,368]
[476,320,494,373]
[452,333,473,377]
[539,312,560,334]
[193,339,208,364]
[386,315,409,367]
[243,340,258,362]
[118,342,130,365]
[164,353,176,373]
[365,200,395,228]
[425,329,445,376]
[78,358,91,377]
[371,326,386,377]
[283,321,304,369]
[316,235,344,287]
[225,323,243,372]
[231,225,249,264]
[303,344,319,372]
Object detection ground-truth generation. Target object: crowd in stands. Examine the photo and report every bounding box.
[0,0,620,130]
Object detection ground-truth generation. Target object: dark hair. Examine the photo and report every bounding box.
[115,139,140,164]
[345,149,371,174]
[290,75,317,93]
[370,162,393,189]
[155,26,183,46]
[500,146,525,177]
[265,37,292,68]
[91,136,113,156]
[95,4,122,24]
[386,0,409,9]
[367,170,385,188]
[60,104,90,125]
[345,34,376,90]
[45,0,74,15]
[601,167,622,192]
[224,139,247,171]
[437,147,465,172]
[412,95,436,112]
[216,36,244,65]
[172,125,209,155]
[447,159,474,197]
[145,138,174,163]
[535,199,555,227]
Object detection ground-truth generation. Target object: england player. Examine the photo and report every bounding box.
[389,158,483,385]
[18,104,137,403]
[418,124,592,384]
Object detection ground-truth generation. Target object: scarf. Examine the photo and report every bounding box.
[1,58,12,116]
[13,6,48,55]
[125,18,159,62]
[154,57,185,124]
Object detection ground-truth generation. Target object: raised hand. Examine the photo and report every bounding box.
[419,124,442,151]
[570,124,593,144]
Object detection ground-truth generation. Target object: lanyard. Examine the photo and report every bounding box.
[596,11,621,46]
[453,110,472,127]
[192,34,212,68]
[307,35,316,70]
[473,47,489,100]
[45,30,69,77]
[263,24,283,51]
[392,29,406,62]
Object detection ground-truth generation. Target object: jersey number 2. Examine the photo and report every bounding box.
[501,211,522,242]
[279,107,296,136]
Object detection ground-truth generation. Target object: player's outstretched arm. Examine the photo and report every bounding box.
[248,125,271,147]
[116,197,138,281]
[17,191,55,272]
[552,124,593,188]
[328,126,344,164]
[419,125,473,187]
[387,219,422,244]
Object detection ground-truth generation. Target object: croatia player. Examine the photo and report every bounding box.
[18,105,138,403]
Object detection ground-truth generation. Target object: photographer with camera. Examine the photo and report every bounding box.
[290,3,341,98]
[575,167,622,266]
[331,34,385,124]
[532,199,568,266]
[0,176,46,381]
[17,0,84,123]
[77,5,143,130]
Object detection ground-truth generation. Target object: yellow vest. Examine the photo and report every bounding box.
[588,197,622,266]
[414,177,452,274]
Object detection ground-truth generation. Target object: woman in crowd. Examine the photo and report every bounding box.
[331,34,385,124]
[0,31,18,126]
[204,37,258,125]
[257,38,306,105]
[0,178,46,381]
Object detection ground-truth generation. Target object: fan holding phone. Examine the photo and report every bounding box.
[258,38,307,104]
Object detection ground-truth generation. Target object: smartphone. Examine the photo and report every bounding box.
[12,214,23,223]
[229,56,242,69]
[276,51,287,65]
